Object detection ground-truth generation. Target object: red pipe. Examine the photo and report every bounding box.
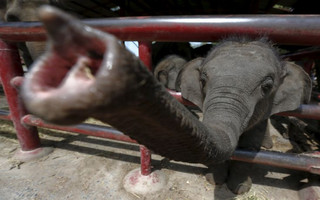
[278,104,320,120]
[1,15,320,45]
[21,114,136,143]
[232,149,320,175]
[138,41,152,71]
[169,90,320,120]
[140,146,152,175]
[138,41,153,176]
[0,40,40,151]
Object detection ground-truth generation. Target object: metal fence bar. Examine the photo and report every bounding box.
[169,91,320,120]
[232,150,320,175]
[1,15,320,45]
[20,114,136,143]
[138,41,153,176]
[0,40,41,151]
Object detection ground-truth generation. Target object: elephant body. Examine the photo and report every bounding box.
[22,7,312,195]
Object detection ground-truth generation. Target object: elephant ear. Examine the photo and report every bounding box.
[154,55,187,90]
[156,70,169,87]
[178,57,204,110]
[271,61,312,115]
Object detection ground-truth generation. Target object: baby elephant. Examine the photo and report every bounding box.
[22,7,311,196]
[154,55,187,91]
[157,39,312,194]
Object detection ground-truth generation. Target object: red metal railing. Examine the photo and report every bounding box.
[1,15,320,45]
[138,41,152,175]
[1,16,320,175]
[0,40,41,151]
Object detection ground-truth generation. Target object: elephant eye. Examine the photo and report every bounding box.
[200,72,207,90]
[261,77,274,96]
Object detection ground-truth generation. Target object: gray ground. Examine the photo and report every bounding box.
[0,95,319,200]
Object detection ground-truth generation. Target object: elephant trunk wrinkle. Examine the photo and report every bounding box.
[203,111,243,151]
[202,91,251,148]
[204,92,250,124]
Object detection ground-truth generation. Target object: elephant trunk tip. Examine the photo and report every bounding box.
[21,6,119,125]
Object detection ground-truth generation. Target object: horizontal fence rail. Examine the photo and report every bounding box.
[232,150,320,175]
[1,15,320,45]
[168,90,320,120]
[1,109,319,175]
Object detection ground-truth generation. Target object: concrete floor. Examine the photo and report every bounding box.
[0,118,317,200]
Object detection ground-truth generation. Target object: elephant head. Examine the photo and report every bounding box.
[179,39,311,141]
[22,6,312,167]
[154,55,187,91]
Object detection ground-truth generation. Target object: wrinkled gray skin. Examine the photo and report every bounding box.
[22,6,312,196]
[154,55,187,91]
[4,0,49,67]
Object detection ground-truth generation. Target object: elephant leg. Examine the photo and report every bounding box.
[261,120,273,149]
[205,161,228,185]
[227,119,273,194]
[238,119,273,150]
[227,161,252,194]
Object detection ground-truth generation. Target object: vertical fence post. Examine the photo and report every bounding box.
[138,41,152,175]
[140,145,152,175]
[0,40,41,151]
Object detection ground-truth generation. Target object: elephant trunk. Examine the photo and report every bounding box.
[22,6,236,165]
[201,92,251,156]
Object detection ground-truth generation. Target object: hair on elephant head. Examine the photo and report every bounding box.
[22,7,312,196]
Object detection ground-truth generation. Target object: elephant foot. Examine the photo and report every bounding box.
[227,175,252,195]
[227,161,252,194]
[204,162,228,185]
